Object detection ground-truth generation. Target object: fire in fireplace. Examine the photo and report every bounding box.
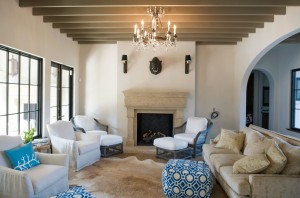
[137,113,173,146]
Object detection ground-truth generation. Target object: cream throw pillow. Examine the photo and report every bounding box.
[242,128,265,150]
[243,138,273,156]
[275,137,300,175]
[262,142,287,174]
[215,129,245,154]
[233,154,270,174]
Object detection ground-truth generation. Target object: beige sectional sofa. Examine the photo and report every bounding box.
[203,125,300,198]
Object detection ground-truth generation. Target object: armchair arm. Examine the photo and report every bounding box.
[173,122,187,136]
[0,166,34,197]
[249,174,300,198]
[94,118,108,132]
[36,153,69,167]
[50,136,78,169]
[75,132,101,143]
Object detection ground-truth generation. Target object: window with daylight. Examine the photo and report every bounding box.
[291,68,300,131]
[0,45,42,137]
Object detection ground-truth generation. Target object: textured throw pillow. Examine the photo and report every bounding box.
[242,128,265,150]
[275,137,300,175]
[233,154,270,174]
[215,129,245,154]
[262,142,287,174]
[243,138,274,156]
[4,142,40,171]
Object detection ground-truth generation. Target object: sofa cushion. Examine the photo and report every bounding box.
[24,164,67,194]
[210,154,244,172]
[275,137,300,175]
[233,154,270,174]
[215,129,245,154]
[220,166,250,196]
[243,138,274,156]
[262,141,287,174]
[203,144,236,158]
[174,133,196,145]
[76,141,99,155]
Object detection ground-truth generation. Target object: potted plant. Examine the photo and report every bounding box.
[23,128,35,144]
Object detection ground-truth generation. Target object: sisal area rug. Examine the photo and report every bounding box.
[69,155,227,198]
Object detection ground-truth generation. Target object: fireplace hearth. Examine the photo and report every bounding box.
[137,113,173,146]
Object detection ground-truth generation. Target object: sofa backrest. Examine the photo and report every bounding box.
[0,135,23,168]
[249,125,300,147]
[47,120,76,140]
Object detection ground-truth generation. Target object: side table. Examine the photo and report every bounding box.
[34,143,52,153]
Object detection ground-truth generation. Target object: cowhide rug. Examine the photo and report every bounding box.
[69,156,227,198]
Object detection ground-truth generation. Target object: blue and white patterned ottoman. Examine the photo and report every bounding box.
[162,159,213,198]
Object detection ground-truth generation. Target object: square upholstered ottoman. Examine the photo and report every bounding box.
[162,159,213,198]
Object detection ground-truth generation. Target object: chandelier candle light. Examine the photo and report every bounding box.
[133,6,177,50]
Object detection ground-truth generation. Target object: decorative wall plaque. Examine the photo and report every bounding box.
[149,57,162,75]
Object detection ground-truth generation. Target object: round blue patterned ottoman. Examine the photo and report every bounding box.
[162,159,213,198]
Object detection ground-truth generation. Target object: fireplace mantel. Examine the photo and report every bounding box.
[123,90,188,146]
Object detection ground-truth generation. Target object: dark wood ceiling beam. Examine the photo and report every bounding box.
[67,33,247,38]
[60,28,255,34]
[53,22,264,29]
[67,33,248,40]
[74,37,242,42]
[78,41,118,44]
[19,0,300,7]
[33,7,285,16]
[44,15,274,23]
[196,42,237,45]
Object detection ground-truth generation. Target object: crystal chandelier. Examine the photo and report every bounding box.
[133,6,177,50]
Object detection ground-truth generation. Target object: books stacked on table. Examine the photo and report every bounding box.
[32,137,50,146]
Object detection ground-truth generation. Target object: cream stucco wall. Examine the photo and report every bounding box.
[79,42,196,141]
[0,0,80,136]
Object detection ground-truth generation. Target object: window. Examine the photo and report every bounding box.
[50,62,73,123]
[291,68,300,131]
[0,45,43,137]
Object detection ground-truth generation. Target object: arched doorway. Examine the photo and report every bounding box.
[246,70,273,129]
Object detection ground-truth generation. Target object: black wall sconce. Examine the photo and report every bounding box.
[185,55,191,74]
[122,55,128,73]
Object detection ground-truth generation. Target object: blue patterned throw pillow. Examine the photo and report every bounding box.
[4,142,40,171]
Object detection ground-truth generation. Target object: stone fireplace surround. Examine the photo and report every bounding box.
[123,90,188,146]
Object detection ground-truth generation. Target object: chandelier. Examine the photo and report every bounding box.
[133,6,177,50]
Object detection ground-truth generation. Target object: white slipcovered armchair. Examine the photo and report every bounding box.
[0,135,69,198]
[174,117,213,157]
[47,120,101,171]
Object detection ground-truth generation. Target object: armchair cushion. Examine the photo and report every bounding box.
[174,133,196,145]
[86,130,108,136]
[4,142,40,171]
[185,117,208,134]
[77,141,100,155]
[24,164,68,194]
[47,121,75,140]
[74,115,97,131]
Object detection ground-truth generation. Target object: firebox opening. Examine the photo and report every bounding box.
[137,113,173,146]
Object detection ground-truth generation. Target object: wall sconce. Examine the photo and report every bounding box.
[121,55,128,73]
[185,55,191,74]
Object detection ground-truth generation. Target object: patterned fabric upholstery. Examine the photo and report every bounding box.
[162,159,213,198]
